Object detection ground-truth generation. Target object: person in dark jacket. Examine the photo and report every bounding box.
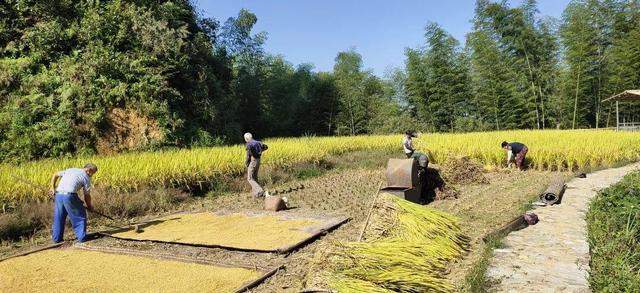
[501,141,528,170]
[244,133,268,197]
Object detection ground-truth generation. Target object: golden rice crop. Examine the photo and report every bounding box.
[327,194,468,292]
[2,130,639,203]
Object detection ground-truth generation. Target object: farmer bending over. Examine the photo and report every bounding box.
[244,133,268,197]
[48,163,98,243]
[502,141,528,170]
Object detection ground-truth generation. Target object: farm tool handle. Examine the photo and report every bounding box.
[10,174,115,221]
[86,208,116,221]
[358,181,384,242]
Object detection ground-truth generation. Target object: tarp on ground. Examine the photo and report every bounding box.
[105,211,349,253]
[0,248,262,293]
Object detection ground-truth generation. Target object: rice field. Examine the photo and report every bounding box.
[2,130,640,203]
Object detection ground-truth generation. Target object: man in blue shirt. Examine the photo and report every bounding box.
[244,133,268,198]
[48,163,98,243]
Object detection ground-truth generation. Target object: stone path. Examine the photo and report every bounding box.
[486,163,640,292]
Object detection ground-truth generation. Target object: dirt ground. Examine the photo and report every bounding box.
[86,168,556,292]
[1,154,561,292]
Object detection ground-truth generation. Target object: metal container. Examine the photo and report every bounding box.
[382,158,424,204]
[385,158,419,188]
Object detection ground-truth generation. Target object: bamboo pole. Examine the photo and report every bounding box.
[482,215,527,242]
[0,243,64,263]
[234,265,284,293]
[357,182,384,242]
[616,100,620,131]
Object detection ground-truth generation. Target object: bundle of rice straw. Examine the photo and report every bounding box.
[328,193,468,292]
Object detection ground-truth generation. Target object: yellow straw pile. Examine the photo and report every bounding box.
[328,194,467,292]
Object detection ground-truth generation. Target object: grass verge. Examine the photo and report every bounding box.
[587,171,640,291]
[462,236,503,292]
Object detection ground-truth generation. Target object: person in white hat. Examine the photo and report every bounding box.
[244,132,268,197]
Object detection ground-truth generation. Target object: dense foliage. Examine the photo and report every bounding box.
[1,0,640,163]
[0,1,406,162]
[587,171,640,291]
[0,0,234,162]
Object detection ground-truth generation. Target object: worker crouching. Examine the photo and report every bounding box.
[502,141,528,170]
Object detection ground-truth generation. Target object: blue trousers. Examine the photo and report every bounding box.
[52,193,87,243]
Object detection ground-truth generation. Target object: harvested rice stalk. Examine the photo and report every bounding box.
[441,156,488,185]
[336,267,454,293]
[331,241,455,274]
[330,277,395,293]
[326,193,468,293]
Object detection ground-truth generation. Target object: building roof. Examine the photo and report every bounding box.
[603,90,640,102]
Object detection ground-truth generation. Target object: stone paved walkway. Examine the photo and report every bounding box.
[486,163,640,293]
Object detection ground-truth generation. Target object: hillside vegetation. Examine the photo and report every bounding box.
[0,0,235,162]
[2,1,640,164]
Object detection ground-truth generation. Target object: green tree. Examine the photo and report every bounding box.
[220,8,267,136]
[0,0,231,162]
[405,23,473,132]
[333,49,367,135]
[468,0,560,130]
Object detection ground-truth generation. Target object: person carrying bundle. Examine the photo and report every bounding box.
[501,141,528,170]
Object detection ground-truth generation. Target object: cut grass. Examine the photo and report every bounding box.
[0,248,262,292]
[587,171,640,291]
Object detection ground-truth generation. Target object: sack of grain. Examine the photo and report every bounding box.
[264,196,287,211]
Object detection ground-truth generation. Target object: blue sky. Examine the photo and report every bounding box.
[196,0,570,76]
